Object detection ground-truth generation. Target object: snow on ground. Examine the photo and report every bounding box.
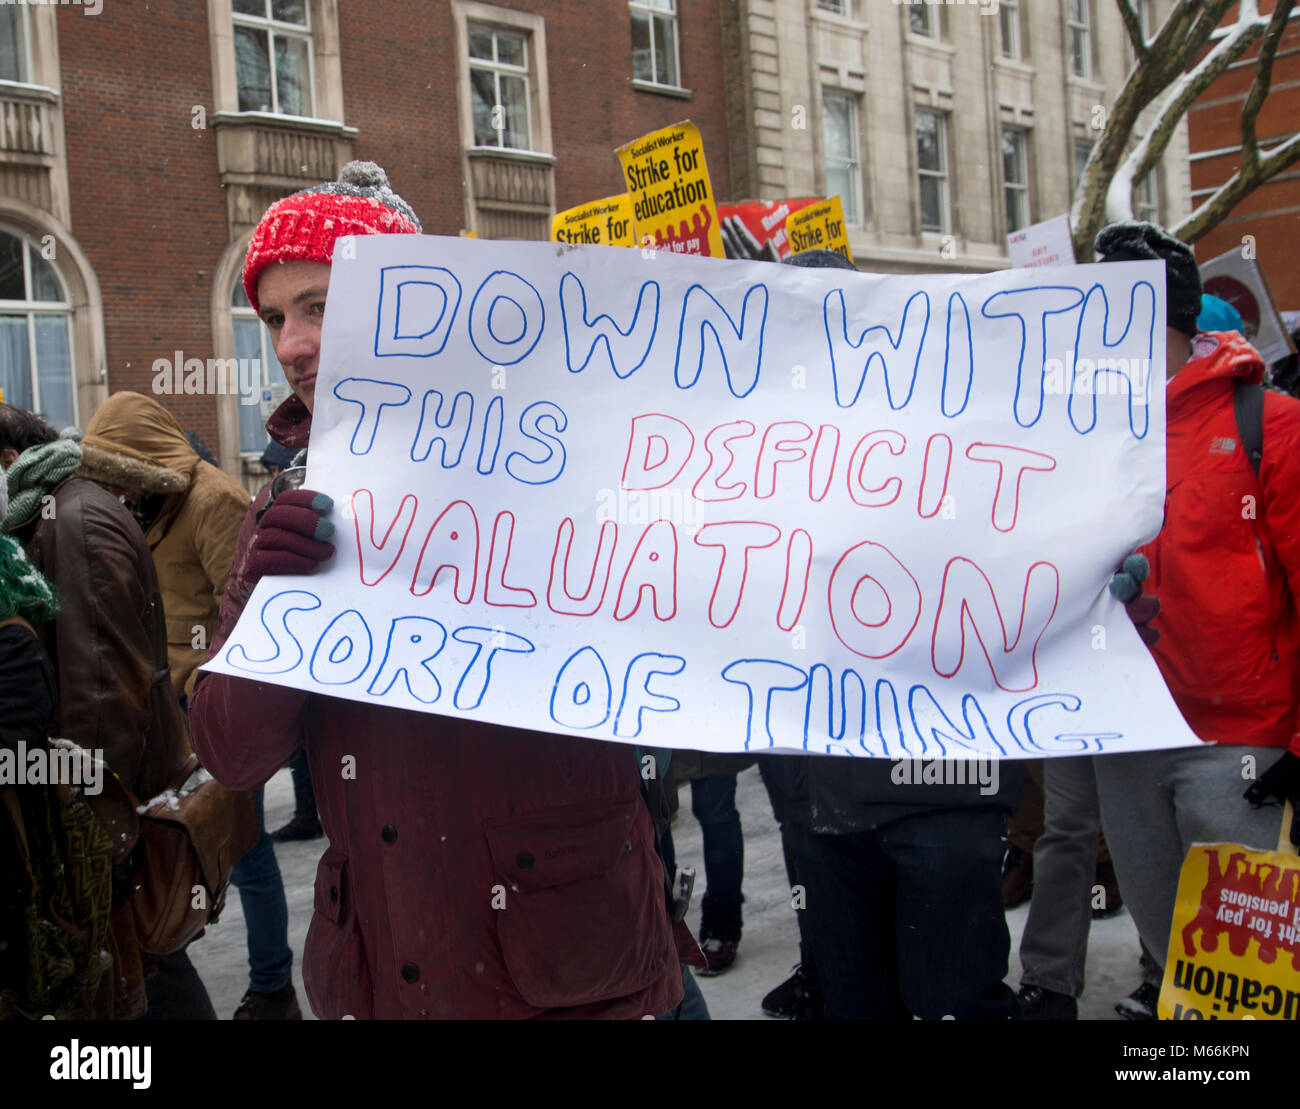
[188,763,1141,1020]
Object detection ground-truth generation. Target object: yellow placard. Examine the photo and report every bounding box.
[1159,834,1300,1020]
[785,197,853,263]
[551,194,635,248]
[616,120,725,258]
[459,229,477,238]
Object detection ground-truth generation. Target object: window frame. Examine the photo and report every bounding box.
[908,3,936,38]
[821,89,862,227]
[0,225,76,430]
[468,23,534,152]
[816,0,849,15]
[0,4,31,85]
[229,281,281,458]
[231,0,317,118]
[1135,169,1160,224]
[915,109,950,235]
[1067,0,1091,80]
[1002,127,1031,233]
[999,0,1021,60]
[629,0,682,91]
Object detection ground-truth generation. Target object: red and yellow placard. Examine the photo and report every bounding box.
[616,120,725,258]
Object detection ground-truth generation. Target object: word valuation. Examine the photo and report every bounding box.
[343,489,1061,690]
[361,264,1159,437]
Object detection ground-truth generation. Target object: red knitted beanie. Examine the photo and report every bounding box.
[242,160,421,312]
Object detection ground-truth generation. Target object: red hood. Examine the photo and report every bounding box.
[1168,330,1265,416]
[266,393,312,450]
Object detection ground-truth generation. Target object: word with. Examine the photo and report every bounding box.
[49,1042,150,1089]
[152,352,261,405]
[0,739,102,796]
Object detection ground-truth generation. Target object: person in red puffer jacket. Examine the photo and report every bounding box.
[1090,222,1300,1020]
[188,162,686,1020]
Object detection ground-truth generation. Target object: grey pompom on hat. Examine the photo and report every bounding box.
[289,160,423,233]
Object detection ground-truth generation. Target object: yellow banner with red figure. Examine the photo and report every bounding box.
[616,120,725,258]
[1160,825,1300,1020]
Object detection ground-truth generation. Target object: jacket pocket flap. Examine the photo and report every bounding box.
[485,799,639,892]
[313,846,348,923]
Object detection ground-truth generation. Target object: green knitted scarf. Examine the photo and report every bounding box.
[2,438,81,532]
[0,532,59,623]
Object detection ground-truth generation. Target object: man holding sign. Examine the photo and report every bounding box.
[189,163,684,1020]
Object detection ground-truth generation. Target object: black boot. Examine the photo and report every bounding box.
[270,808,322,842]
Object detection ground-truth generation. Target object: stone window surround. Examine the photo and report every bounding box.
[0,198,108,431]
[450,2,552,159]
[207,0,344,124]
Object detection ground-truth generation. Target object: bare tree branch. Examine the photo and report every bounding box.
[1116,0,1148,60]
[1238,0,1295,176]
[1114,9,1269,218]
[1174,132,1300,244]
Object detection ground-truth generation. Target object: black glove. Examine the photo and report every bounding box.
[1243,750,1300,847]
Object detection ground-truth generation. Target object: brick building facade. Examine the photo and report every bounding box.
[0,0,729,487]
[1187,6,1300,311]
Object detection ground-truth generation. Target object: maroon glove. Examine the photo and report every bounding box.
[240,488,336,586]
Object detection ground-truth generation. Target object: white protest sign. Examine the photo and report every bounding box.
[1007,214,1076,269]
[203,236,1202,760]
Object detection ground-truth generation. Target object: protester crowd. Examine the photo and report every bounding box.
[1,162,1298,1021]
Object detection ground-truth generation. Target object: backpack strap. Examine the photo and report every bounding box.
[0,614,37,638]
[1234,380,1265,480]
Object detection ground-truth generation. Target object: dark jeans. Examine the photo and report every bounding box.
[229,787,294,994]
[141,947,216,1020]
[659,774,743,901]
[788,807,1017,1020]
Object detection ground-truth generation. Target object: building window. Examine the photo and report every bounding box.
[816,0,849,14]
[1068,0,1091,79]
[1072,138,1092,193]
[232,0,314,117]
[999,0,1021,59]
[1002,128,1030,232]
[909,5,935,37]
[230,283,276,455]
[630,0,680,88]
[916,110,949,233]
[0,229,75,432]
[469,24,532,150]
[0,6,27,83]
[1135,170,1160,224]
[822,91,861,225]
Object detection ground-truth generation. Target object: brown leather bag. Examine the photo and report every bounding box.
[129,754,259,955]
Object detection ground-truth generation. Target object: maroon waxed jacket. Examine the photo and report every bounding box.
[189,397,683,1019]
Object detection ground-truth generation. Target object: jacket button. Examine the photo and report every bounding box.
[517,851,534,869]
[329,886,339,903]
[402,963,419,983]
[381,824,397,844]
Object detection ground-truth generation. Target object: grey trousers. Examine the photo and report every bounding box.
[1093,743,1286,977]
[1018,756,1099,997]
